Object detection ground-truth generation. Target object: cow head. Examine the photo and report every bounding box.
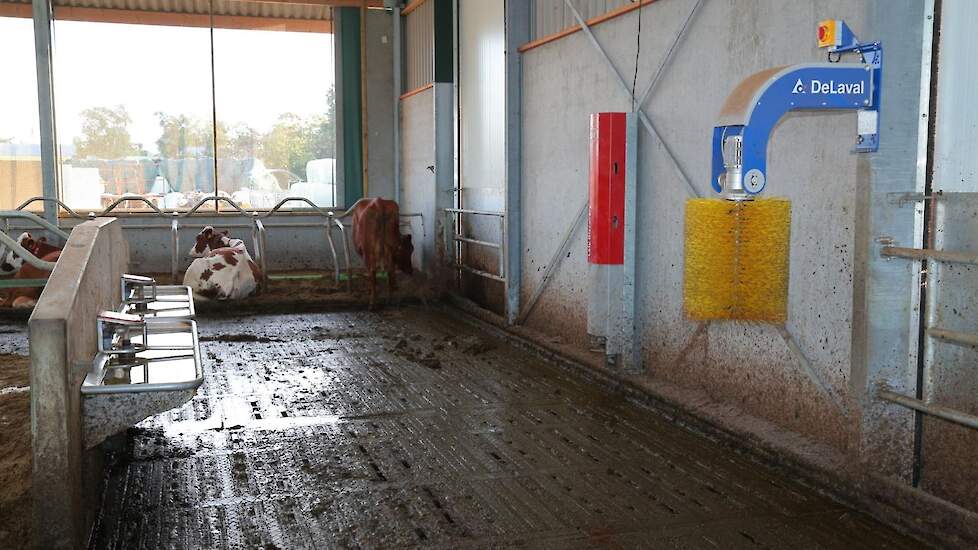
[189,226,232,257]
[0,232,33,275]
[396,234,414,274]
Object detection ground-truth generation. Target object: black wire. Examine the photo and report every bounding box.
[631,0,643,111]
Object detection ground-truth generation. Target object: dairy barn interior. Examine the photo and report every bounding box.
[1,0,978,548]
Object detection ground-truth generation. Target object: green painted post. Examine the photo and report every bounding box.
[337,7,363,204]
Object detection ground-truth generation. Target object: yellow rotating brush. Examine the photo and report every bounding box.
[684,197,791,323]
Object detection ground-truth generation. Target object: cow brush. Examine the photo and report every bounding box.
[684,197,791,323]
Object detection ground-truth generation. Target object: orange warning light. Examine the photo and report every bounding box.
[817,19,836,48]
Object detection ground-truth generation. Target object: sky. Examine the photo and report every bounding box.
[0,16,334,155]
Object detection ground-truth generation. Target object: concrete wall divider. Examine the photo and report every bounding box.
[30,217,128,549]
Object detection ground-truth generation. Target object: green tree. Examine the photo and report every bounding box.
[221,123,262,159]
[73,105,139,159]
[257,88,336,179]
[309,87,336,159]
[154,112,227,158]
[261,113,312,177]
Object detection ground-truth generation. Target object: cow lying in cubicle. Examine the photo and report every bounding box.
[183,226,263,301]
[0,232,62,308]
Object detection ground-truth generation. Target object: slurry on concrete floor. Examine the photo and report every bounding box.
[90,307,925,549]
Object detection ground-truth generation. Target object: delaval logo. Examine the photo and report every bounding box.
[791,77,865,95]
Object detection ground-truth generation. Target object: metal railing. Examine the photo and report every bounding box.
[443,207,506,283]
[4,196,424,287]
[879,244,978,432]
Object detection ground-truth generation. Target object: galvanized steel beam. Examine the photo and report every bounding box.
[32,0,60,227]
[517,202,587,325]
[563,0,702,199]
[879,389,978,432]
[620,113,639,371]
[504,0,529,325]
[392,4,403,203]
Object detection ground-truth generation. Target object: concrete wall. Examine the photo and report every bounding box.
[30,218,128,549]
[399,88,437,275]
[520,0,934,504]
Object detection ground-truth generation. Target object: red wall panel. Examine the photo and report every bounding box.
[587,112,626,264]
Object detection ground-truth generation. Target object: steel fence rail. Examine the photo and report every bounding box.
[443,209,507,301]
[5,195,425,287]
[879,389,978,431]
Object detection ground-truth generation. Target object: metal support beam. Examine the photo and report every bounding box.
[778,326,847,416]
[392,4,402,202]
[620,113,639,371]
[504,0,528,326]
[32,0,60,227]
[635,0,703,109]
[564,0,702,199]
[517,202,587,324]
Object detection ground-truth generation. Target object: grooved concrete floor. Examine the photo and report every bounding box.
[92,308,924,549]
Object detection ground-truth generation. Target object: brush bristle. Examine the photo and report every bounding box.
[683,198,791,323]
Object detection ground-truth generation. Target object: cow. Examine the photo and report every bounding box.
[0,234,63,308]
[0,232,58,276]
[337,198,414,307]
[183,226,263,301]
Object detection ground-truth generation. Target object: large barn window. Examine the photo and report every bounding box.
[213,27,336,209]
[0,16,43,212]
[53,19,215,211]
[0,0,336,213]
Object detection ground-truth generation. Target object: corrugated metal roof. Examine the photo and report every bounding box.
[3,0,333,21]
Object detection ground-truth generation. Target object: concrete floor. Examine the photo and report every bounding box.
[90,307,925,549]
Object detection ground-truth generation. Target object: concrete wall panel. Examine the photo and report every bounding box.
[521,0,873,451]
[399,87,437,275]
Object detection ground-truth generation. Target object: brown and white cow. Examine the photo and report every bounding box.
[1,235,63,308]
[183,226,263,300]
[338,198,414,307]
[0,232,55,275]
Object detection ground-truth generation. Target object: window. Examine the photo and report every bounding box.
[54,19,215,211]
[0,16,43,211]
[33,1,337,213]
[214,27,337,209]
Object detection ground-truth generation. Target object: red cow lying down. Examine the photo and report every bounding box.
[339,198,414,307]
[0,232,35,275]
[1,233,63,308]
[183,227,263,300]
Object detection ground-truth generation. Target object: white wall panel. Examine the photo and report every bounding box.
[933,0,978,193]
[404,0,434,92]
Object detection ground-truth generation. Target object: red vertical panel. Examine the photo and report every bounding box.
[588,112,626,265]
